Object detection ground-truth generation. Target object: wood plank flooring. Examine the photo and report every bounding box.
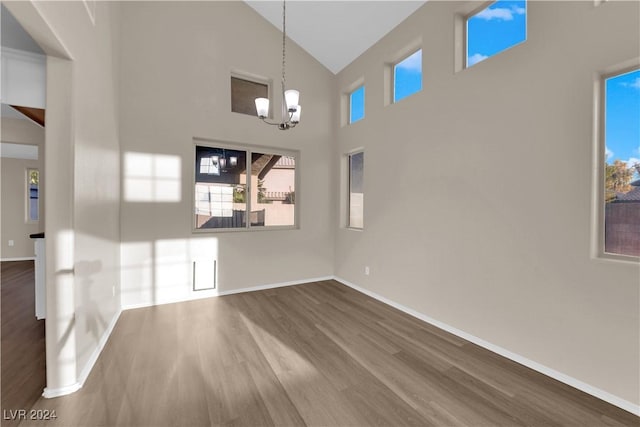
[19,280,639,426]
[1,261,46,427]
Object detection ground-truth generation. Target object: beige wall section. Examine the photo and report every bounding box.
[6,0,122,389]
[335,1,640,407]
[0,118,45,259]
[118,2,334,307]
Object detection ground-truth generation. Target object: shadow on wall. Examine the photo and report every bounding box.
[75,259,108,363]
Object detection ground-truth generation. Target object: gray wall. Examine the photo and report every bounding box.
[118,2,335,307]
[1,118,45,259]
[334,1,639,407]
[6,0,123,388]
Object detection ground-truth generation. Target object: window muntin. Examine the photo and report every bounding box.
[394,49,422,103]
[27,169,39,222]
[603,68,640,258]
[230,76,268,116]
[350,85,365,124]
[194,143,297,231]
[466,0,526,68]
[348,152,364,229]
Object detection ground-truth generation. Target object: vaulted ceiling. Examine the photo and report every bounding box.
[244,1,427,74]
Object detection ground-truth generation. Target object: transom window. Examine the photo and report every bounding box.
[466,0,527,68]
[350,85,365,124]
[393,49,422,103]
[231,76,269,116]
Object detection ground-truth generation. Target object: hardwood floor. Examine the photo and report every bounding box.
[20,280,639,426]
[1,261,46,427]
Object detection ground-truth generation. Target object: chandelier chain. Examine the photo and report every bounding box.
[282,0,286,90]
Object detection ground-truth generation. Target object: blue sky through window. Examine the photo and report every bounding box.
[467,0,526,67]
[606,69,640,177]
[394,49,422,103]
[350,85,365,124]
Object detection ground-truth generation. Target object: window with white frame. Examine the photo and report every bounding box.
[194,143,297,230]
[348,151,364,229]
[350,85,365,124]
[27,169,39,222]
[466,0,527,68]
[602,68,640,258]
[393,49,422,103]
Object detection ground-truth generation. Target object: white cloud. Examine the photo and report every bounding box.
[468,53,488,66]
[627,157,640,167]
[396,50,422,72]
[629,158,640,180]
[621,77,640,89]
[475,5,526,21]
[605,146,614,161]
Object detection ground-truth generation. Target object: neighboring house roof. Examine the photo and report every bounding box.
[274,156,295,169]
[615,186,640,202]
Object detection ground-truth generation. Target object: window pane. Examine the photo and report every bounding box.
[349,152,364,229]
[467,0,527,67]
[28,169,39,222]
[251,152,296,227]
[604,69,640,257]
[195,146,247,229]
[231,77,268,116]
[394,50,422,103]
[350,85,365,124]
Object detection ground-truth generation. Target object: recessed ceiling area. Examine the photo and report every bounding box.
[244,1,427,74]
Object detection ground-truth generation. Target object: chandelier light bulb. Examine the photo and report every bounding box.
[285,90,300,112]
[255,98,270,118]
[291,105,301,123]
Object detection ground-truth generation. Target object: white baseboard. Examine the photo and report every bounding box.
[333,276,640,417]
[43,274,639,416]
[77,309,122,386]
[42,309,122,399]
[121,276,334,311]
[216,276,334,297]
[43,383,81,399]
[1,257,35,262]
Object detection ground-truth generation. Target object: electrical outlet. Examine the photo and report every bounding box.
[365,266,370,275]
[8,240,14,247]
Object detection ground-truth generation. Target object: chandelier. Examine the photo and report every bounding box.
[254,0,301,130]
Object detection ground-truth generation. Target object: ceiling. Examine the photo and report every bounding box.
[0,1,426,95]
[244,1,427,74]
[1,4,45,122]
[1,3,44,54]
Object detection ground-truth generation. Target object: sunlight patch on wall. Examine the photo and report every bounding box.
[121,238,218,307]
[120,242,153,305]
[124,152,181,202]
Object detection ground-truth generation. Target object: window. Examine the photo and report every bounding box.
[194,143,297,231]
[350,85,365,124]
[602,68,640,258]
[230,76,268,116]
[394,49,422,103]
[27,169,39,222]
[466,0,526,68]
[348,151,364,229]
